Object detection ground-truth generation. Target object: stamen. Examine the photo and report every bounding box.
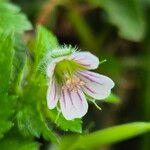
[62,76,85,92]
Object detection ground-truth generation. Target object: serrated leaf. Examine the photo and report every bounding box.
[0,31,14,92]
[0,2,32,33]
[46,109,82,133]
[17,83,58,144]
[17,106,58,143]
[89,0,146,41]
[0,32,17,139]
[0,95,17,139]
[9,34,27,94]
[34,25,59,67]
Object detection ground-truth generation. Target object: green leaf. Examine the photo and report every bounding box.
[17,105,58,144]
[0,32,17,139]
[17,83,58,144]
[0,31,14,92]
[89,0,146,41]
[59,122,150,150]
[0,2,32,33]
[0,132,39,150]
[0,121,13,139]
[0,95,17,139]
[0,2,20,13]
[15,27,59,143]
[87,93,120,106]
[103,93,120,104]
[9,34,27,94]
[0,139,38,150]
[34,25,59,67]
[46,109,82,133]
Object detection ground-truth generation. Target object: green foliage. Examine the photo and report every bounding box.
[9,34,27,93]
[17,104,58,143]
[59,122,150,150]
[16,72,58,143]
[46,109,82,133]
[34,26,82,133]
[34,25,59,67]
[104,93,120,104]
[0,130,39,150]
[0,5,31,138]
[0,2,32,33]
[89,0,146,41]
[0,95,17,139]
[0,139,38,150]
[0,31,16,139]
[0,32,14,91]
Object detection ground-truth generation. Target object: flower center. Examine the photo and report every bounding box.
[62,76,85,92]
[54,59,86,85]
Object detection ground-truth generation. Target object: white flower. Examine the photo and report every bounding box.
[46,48,114,120]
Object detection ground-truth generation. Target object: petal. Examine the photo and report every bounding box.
[77,71,114,100]
[47,79,59,109]
[46,61,56,78]
[71,52,99,70]
[70,89,88,117]
[59,89,88,120]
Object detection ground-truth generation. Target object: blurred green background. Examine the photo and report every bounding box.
[3,0,150,149]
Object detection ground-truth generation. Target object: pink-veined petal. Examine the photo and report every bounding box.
[70,89,88,118]
[47,79,59,109]
[77,71,114,100]
[71,52,99,70]
[59,89,88,120]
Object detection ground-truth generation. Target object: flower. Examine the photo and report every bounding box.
[46,47,114,120]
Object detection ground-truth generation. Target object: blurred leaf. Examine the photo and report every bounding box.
[89,0,146,41]
[141,0,150,5]
[103,93,120,104]
[87,93,120,105]
[34,25,59,67]
[0,2,32,33]
[46,109,82,133]
[67,9,99,51]
[0,124,13,139]
[59,122,150,150]
[0,2,20,12]
[0,132,39,150]
[0,139,38,150]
